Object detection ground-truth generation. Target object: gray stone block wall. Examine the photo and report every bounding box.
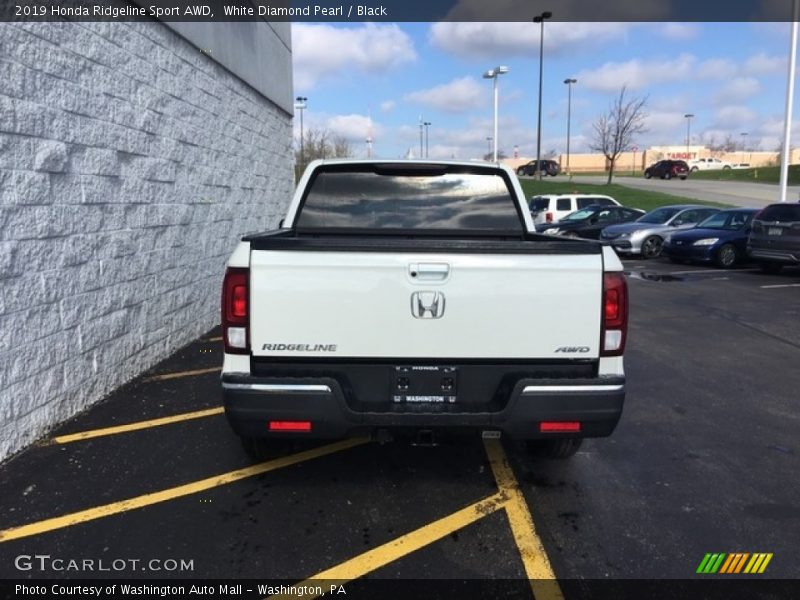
[0,21,294,461]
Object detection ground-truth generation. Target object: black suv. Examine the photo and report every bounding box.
[517,159,560,177]
[644,160,689,180]
[747,202,800,273]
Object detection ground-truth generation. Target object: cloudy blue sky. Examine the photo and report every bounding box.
[290,22,796,160]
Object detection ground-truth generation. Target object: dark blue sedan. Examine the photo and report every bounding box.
[662,208,759,268]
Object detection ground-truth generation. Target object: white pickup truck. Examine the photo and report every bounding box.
[221,160,628,460]
[688,157,733,171]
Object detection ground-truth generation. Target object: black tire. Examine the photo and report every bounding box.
[526,438,584,460]
[723,165,732,170]
[517,168,525,176]
[240,436,294,462]
[644,171,652,179]
[715,243,738,269]
[759,262,783,274]
[690,166,699,172]
[664,171,672,180]
[641,235,664,259]
[680,176,687,180]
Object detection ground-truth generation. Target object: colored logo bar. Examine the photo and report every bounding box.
[696,553,773,574]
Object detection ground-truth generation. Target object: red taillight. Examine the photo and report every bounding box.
[546,212,554,223]
[601,272,628,356]
[222,267,249,354]
[540,421,581,433]
[269,421,312,432]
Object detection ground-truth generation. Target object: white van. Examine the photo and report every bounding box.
[529,194,621,226]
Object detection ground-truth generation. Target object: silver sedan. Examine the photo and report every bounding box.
[600,205,721,258]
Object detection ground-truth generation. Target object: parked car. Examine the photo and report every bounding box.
[517,159,560,177]
[644,160,689,180]
[688,157,733,172]
[662,208,759,268]
[747,202,800,273]
[529,194,620,226]
[537,205,645,239]
[600,205,721,258]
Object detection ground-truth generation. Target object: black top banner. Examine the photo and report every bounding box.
[1,0,799,22]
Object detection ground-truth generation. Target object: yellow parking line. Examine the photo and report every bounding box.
[272,493,508,600]
[51,407,225,444]
[145,366,221,382]
[0,438,367,543]
[484,438,564,600]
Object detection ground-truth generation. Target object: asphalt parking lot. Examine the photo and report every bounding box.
[0,259,798,598]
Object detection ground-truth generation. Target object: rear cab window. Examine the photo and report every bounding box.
[295,163,525,234]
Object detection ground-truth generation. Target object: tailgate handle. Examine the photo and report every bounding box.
[409,262,450,281]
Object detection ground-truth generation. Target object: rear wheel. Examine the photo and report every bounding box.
[723,165,732,170]
[664,171,672,180]
[641,235,664,259]
[715,243,737,268]
[680,176,687,180]
[760,262,783,274]
[644,171,652,179]
[526,438,584,460]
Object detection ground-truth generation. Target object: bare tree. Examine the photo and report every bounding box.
[295,127,353,179]
[589,86,648,184]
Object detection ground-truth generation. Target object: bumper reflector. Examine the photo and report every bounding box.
[540,421,581,433]
[269,421,312,432]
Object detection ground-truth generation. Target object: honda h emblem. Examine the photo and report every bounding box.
[411,291,445,319]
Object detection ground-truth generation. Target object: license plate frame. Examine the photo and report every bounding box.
[392,365,458,404]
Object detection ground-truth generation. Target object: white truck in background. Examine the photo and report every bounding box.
[220,160,628,461]
[688,157,733,171]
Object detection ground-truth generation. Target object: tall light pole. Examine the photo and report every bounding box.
[534,12,552,180]
[483,65,510,162]
[563,78,577,175]
[780,0,799,202]
[295,96,307,170]
[684,113,694,156]
[423,121,431,158]
[419,116,424,159]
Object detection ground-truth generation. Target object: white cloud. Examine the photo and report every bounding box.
[713,105,758,128]
[428,22,630,60]
[379,100,396,113]
[713,77,761,104]
[695,58,739,80]
[659,23,700,40]
[292,23,416,90]
[405,77,485,113]
[742,52,785,76]
[575,54,695,92]
[326,114,379,143]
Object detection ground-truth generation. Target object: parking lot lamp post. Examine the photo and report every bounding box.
[424,121,431,158]
[564,78,577,174]
[295,96,307,170]
[534,12,552,180]
[483,66,509,162]
[684,113,694,156]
